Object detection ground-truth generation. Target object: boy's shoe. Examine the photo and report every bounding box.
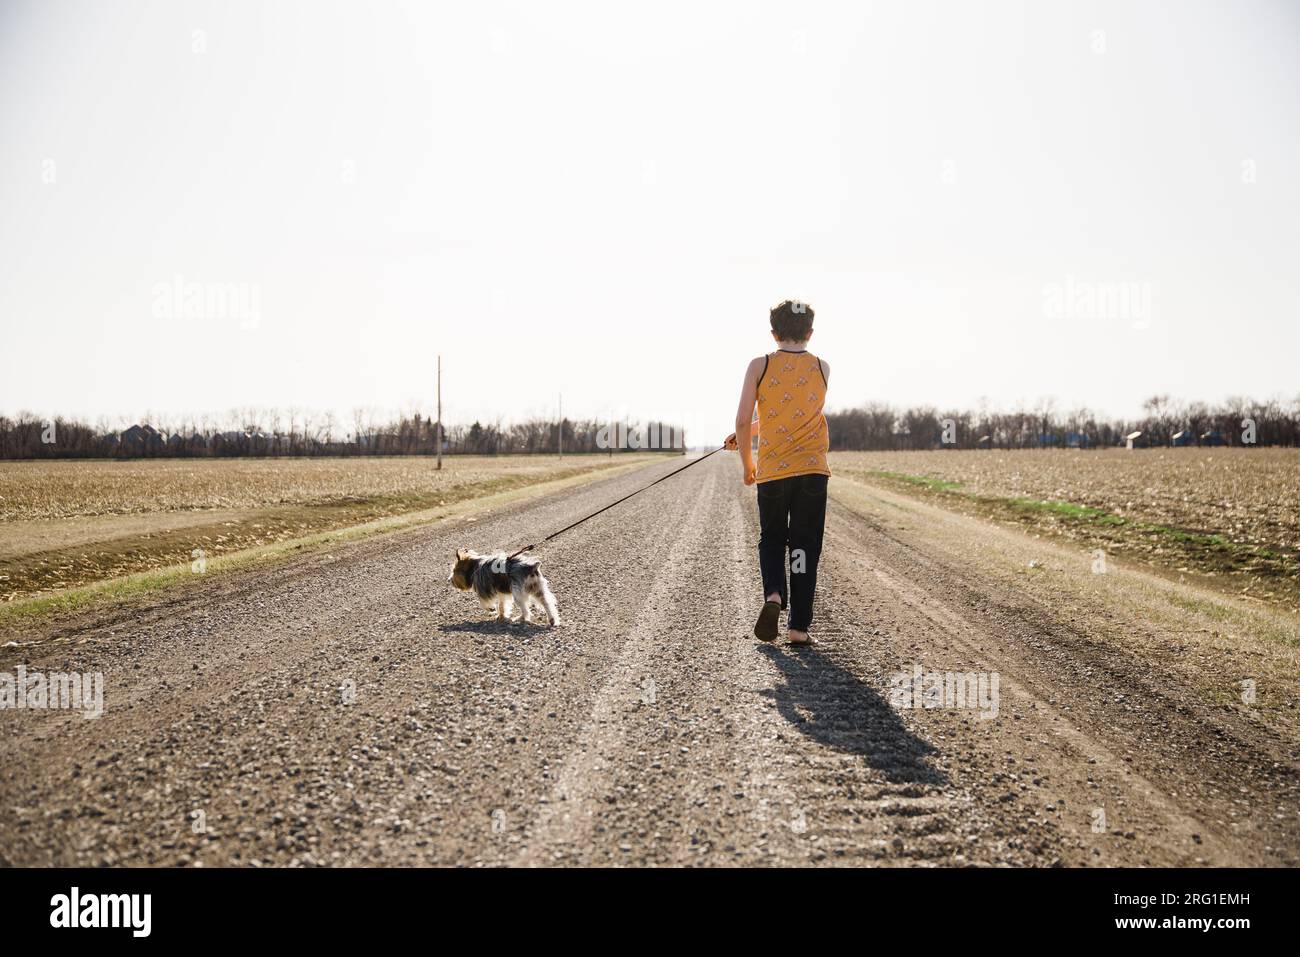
[754,601,781,642]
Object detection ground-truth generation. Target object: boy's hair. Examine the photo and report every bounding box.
[770,300,814,341]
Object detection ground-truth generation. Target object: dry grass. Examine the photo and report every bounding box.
[831,448,1300,610]
[0,454,660,602]
[0,455,625,521]
[832,448,1300,550]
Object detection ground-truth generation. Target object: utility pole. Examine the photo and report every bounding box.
[558,393,563,459]
[436,354,443,470]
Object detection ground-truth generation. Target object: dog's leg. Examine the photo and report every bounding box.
[510,582,531,624]
[535,575,560,626]
[495,596,510,621]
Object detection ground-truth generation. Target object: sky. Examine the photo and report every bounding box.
[1,0,1297,444]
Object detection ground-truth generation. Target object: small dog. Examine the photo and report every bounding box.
[447,549,560,626]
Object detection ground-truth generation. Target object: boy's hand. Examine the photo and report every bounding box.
[726,431,756,483]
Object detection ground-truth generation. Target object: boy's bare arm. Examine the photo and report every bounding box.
[725,356,764,484]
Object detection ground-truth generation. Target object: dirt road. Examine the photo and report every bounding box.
[2,455,1296,866]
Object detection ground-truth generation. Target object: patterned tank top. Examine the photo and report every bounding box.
[755,349,831,484]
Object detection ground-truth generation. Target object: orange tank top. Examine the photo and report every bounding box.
[755,349,831,483]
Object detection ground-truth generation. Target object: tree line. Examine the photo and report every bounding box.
[4,394,1298,459]
[0,409,686,459]
[825,395,1300,450]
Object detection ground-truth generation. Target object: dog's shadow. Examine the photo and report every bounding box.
[437,618,552,636]
[756,643,946,786]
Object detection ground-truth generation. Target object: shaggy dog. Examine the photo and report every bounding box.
[447,549,560,626]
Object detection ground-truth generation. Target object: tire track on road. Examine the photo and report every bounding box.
[512,467,721,864]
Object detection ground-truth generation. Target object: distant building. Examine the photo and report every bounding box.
[119,423,165,455]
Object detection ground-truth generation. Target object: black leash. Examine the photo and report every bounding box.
[507,446,726,559]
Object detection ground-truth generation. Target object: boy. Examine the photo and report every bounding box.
[724,300,830,646]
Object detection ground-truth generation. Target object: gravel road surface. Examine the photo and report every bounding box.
[2,455,1296,866]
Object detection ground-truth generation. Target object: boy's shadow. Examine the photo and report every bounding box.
[756,643,946,786]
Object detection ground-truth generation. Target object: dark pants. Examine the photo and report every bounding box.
[757,473,828,631]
